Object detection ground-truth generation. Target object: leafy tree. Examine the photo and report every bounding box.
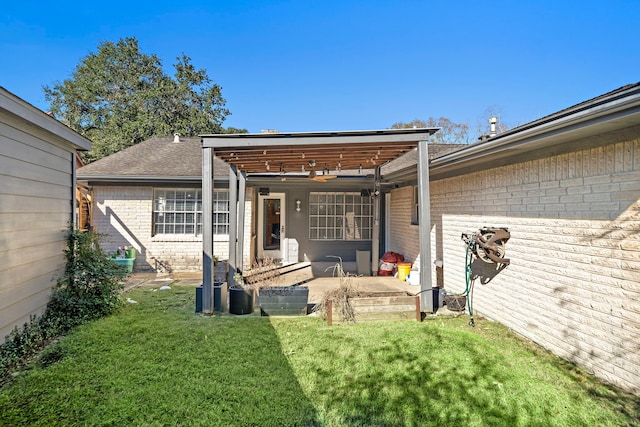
[391,117,473,144]
[222,126,249,134]
[44,37,231,162]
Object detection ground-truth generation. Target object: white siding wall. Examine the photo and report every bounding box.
[390,127,640,393]
[0,112,75,341]
[92,185,253,272]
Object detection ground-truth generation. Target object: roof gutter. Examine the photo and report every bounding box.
[0,86,92,151]
[430,84,640,179]
[76,175,220,184]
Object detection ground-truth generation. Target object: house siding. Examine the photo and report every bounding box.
[0,111,76,342]
[91,185,253,272]
[389,126,640,393]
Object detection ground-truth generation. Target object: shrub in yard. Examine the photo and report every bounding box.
[45,228,125,332]
[0,228,125,383]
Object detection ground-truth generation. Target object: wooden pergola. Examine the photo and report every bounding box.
[200,128,438,313]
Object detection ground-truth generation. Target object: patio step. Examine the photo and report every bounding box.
[279,262,314,286]
[243,261,314,287]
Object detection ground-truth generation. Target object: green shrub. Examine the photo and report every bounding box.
[0,228,125,384]
[45,228,125,333]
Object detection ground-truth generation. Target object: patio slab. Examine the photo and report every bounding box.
[302,276,419,305]
[123,272,417,303]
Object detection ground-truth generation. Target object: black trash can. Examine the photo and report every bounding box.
[195,285,203,313]
[229,288,254,315]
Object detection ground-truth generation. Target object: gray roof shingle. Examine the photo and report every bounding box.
[77,136,229,179]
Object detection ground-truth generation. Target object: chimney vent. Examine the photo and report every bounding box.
[173,133,181,143]
[489,117,497,137]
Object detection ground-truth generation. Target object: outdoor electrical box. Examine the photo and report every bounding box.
[422,289,435,314]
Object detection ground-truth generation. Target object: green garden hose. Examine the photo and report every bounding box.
[464,238,475,326]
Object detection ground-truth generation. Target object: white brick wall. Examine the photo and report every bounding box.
[390,130,640,394]
[92,186,253,272]
[388,186,437,283]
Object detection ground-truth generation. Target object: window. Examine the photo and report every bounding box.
[309,192,373,240]
[153,188,229,236]
[412,186,419,224]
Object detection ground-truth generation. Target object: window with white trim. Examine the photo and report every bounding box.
[153,188,229,236]
[309,192,373,240]
[412,185,419,225]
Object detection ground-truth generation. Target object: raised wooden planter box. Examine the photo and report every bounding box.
[327,292,420,326]
[259,286,309,316]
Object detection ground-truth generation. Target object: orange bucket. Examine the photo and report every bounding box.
[397,262,412,281]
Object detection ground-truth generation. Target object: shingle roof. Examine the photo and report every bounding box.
[476,82,640,143]
[77,136,229,179]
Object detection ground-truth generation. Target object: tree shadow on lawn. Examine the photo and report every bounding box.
[0,287,320,427]
[288,319,635,426]
[298,325,520,426]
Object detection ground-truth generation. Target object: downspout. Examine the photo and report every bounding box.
[71,152,77,228]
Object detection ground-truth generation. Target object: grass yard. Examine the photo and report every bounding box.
[1,285,637,426]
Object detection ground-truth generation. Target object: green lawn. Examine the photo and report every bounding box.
[1,285,637,426]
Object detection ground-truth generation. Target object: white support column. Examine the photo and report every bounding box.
[236,171,246,271]
[202,147,214,314]
[227,165,238,287]
[417,140,433,312]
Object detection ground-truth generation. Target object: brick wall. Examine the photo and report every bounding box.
[92,185,253,273]
[389,127,640,394]
[388,186,437,281]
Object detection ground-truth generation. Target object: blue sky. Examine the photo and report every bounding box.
[1,1,638,135]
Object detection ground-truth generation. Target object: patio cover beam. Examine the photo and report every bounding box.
[201,129,438,174]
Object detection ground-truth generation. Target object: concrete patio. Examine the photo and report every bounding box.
[122,272,420,306]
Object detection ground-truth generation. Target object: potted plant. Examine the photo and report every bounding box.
[228,272,255,315]
[110,245,135,273]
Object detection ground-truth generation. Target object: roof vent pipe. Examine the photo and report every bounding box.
[173,133,181,143]
[489,117,497,137]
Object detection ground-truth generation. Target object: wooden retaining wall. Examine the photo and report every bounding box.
[327,293,420,325]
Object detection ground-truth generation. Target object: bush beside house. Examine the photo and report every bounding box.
[1,229,124,384]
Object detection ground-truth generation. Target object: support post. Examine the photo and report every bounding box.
[202,147,214,314]
[227,165,238,287]
[236,171,246,271]
[371,166,381,276]
[417,140,433,313]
